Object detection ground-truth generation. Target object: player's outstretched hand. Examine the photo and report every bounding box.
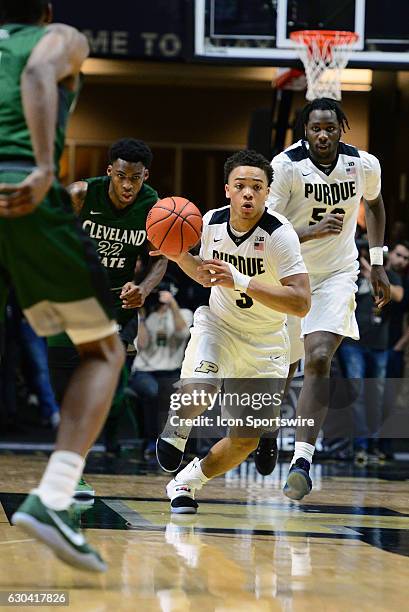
[370,265,391,309]
[0,168,54,218]
[310,213,344,239]
[197,259,234,289]
[120,281,148,308]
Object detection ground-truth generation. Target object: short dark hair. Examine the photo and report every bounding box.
[224,150,273,185]
[108,138,153,169]
[391,240,409,252]
[301,97,350,133]
[0,0,48,23]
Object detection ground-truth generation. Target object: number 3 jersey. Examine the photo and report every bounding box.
[267,140,381,274]
[199,206,307,333]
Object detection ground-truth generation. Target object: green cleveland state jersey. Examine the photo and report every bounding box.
[0,24,77,169]
[47,176,158,348]
[80,176,158,315]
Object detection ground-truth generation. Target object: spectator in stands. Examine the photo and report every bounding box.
[385,241,409,376]
[380,241,409,459]
[127,279,193,458]
[20,316,60,429]
[337,242,403,464]
[0,294,59,430]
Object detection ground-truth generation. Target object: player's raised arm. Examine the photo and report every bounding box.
[0,25,89,216]
[22,25,88,173]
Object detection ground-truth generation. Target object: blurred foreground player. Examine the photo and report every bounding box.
[265,98,390,499]
[0,0,124,570]
[154,150,310,513]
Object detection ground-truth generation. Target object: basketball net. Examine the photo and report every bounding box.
[290,30,358,101]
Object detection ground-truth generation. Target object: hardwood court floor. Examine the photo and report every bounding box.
[0,453,408,611]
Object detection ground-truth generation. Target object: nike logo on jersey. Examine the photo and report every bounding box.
[90,211,103,215]
[305,180,356,205]
[214,238,223,242]
[46,509,86,547]
[301,171,312,176]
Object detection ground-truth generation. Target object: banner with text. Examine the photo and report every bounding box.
[53,0,189,60]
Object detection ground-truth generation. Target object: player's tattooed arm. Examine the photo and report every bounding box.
[121,241,168,309]
[67,181,88,215]
[149,248,207,284]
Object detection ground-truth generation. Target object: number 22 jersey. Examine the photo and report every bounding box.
[267,140,381,274]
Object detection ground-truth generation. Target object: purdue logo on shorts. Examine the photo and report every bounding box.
[194,360,219,374]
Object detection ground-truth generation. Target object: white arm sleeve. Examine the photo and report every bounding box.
[268,223,308,280]
[361,151,381,201]
[266,154,293,215]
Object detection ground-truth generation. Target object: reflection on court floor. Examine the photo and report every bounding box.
[0,454,408,611]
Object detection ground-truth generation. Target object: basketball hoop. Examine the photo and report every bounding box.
[290,30,359,101]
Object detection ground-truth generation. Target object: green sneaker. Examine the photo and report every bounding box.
[74,477,95,499]
[11,494,106,572]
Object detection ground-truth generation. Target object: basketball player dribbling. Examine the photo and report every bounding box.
[0,0,124,571]
[261,97,391,500]
[153,150,311,513]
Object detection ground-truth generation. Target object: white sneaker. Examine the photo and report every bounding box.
[166,458,206,514]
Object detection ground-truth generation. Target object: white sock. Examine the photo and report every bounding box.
[177,458,209,487]
[197,459,210,483]
[33,451,85,511]
[162,436,188,452]
[291,442,315,466]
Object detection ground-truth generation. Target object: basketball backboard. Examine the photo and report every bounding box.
[194,0,409,68]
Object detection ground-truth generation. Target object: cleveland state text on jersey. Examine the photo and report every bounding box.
[83,221,146,268]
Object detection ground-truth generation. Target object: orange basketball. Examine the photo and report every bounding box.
[146,196,203,257]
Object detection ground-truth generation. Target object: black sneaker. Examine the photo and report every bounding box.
[156,437,185,472]
[283,458,312,501]
[255,437,279,476]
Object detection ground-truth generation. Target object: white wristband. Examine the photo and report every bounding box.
[369,247,384,266]
[227,262,251,292]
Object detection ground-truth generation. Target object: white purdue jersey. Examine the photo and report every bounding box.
[267,140,381,274]
[200,206,307,333]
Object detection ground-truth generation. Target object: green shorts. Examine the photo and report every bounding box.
[0,163,117,344]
